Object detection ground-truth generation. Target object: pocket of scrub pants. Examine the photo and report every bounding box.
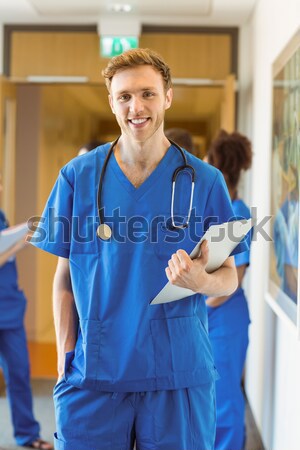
[53,351,75,396]
[53,433,66,450]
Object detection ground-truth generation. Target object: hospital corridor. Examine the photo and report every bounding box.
[0,1,300,450]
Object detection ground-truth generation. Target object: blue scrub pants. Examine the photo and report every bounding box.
[0,327,40,446]
[210,330,249,450]
[53,380,216,450]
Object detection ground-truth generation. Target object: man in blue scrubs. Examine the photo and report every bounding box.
[31,48,245,450]
[0,198,53,448]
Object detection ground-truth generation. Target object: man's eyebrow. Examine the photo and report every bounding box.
[115,87,158,96]
[115,90,130,96]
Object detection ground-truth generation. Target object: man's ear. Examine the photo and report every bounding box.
[109,94,115,114]
[165,88,173,111]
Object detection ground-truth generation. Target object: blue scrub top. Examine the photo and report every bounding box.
[207,199,252,337]
[0,210,26,329]
[31,144,247,392]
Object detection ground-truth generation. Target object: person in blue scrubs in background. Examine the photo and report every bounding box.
[31,49,247,450]
[0,182,53,449]
[205,130,253,450]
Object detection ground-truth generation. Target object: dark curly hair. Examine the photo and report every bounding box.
[207,130,253,189]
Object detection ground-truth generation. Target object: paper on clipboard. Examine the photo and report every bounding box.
[0,223,28,254]
[150,219,253,305]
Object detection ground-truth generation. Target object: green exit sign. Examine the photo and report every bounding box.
[101,36,139,58]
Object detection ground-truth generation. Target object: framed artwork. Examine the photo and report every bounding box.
[267,28,300,335]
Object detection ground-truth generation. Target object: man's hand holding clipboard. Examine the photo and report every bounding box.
[150,219,253,305]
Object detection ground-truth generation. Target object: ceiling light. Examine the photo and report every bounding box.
[108,3,132,13]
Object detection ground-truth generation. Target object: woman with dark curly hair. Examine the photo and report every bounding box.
[206,129,253,450]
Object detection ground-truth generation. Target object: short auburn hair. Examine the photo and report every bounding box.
[102,48,172,92]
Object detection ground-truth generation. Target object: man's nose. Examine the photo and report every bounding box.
[129,97,144,115]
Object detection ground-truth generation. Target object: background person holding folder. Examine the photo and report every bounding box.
[31,48,247,450]
[0,178,53,449]
[205,130,253,450]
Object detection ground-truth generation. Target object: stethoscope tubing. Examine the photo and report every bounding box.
[97,137,120,228]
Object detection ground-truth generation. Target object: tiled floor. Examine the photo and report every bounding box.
[0,380,264,450]
[245,399,265,450]
[0,380,55,450]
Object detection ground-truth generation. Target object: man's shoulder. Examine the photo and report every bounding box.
[185,152,220,182]
[71,142,110,167]
[60,143,110,181]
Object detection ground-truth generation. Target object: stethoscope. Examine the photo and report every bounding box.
[96,137,195,240]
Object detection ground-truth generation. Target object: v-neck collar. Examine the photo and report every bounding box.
[109,144,177,201]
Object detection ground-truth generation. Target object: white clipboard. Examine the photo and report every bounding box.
[0,222,28,254]
[150,219,253,305]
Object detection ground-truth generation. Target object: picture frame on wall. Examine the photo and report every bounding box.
[267,28,300,336]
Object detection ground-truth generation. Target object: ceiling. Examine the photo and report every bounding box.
[0,0,258,26]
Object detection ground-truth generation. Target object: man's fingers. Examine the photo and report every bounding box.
[199,240,209,265]
[165,267,171,279]
[173,252,191,271]
[166,249,192,282]
[171,252,181,265]
[168,258,176,273]
[176,249,189,262]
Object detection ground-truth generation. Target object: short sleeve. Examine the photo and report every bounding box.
[203,171,249,257]
[232,199,252,267]
[30,169,73,258]
[0,209,8,231]
[234,237,251,266]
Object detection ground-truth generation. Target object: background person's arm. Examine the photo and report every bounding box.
[166,240,238,297]
[53,256,78,380]
[0,237,27,267]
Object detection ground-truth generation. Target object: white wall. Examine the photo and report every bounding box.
[239,1,300,449]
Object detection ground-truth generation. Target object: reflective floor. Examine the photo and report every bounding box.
[0,380,264,450]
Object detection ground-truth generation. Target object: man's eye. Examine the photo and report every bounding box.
[119,94,130,101]
[143,91,154,98]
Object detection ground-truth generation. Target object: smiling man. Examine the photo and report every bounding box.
[31,48,244,450]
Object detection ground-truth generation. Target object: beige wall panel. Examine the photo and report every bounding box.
[10,31,232,82]
[11,32,105,82]
[140,34,231,79]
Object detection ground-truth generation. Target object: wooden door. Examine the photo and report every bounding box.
[0,77,17,222]
[220,74,236,132]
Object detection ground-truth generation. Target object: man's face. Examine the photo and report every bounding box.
[109,65,172,143]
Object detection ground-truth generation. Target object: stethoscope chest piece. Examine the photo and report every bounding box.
[97,224,112,240]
